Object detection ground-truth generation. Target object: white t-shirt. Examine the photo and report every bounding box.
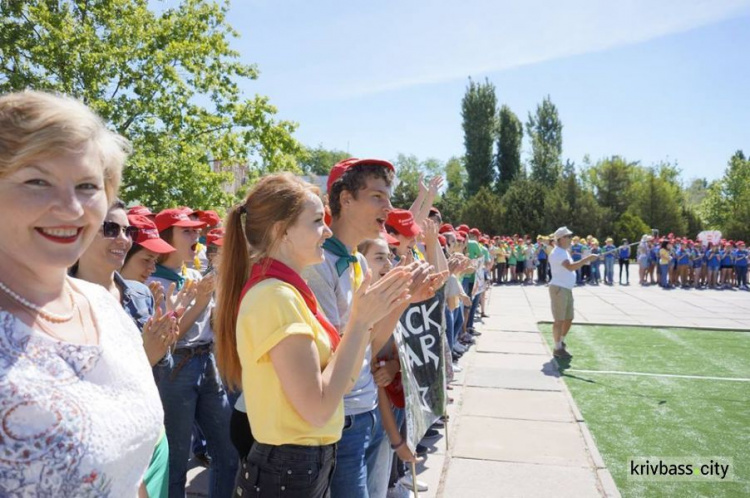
[0,279,164,497]
[549,246,576,289]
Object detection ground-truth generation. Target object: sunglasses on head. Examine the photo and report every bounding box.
[102,221,139,239]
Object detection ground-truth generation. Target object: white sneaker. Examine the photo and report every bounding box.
[387,483,413,498]
[399,475,428,492]
[452,362,463,372]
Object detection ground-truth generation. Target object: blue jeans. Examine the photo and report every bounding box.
[444,307,455,351]
[660,264,669,288]
[591,261,601,282]
[155,349,238,498]
[604,259,615,284]
[452,305,464,344]
[462,278,480,330]
[330,408,386,498]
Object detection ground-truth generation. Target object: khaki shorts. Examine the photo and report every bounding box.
[549,285,574,321]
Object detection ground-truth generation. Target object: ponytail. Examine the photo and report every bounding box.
[214,205,250,391]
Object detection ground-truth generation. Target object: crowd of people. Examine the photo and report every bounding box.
[0,91,493,498]
[3,91,744,498]
[480,233,749,291]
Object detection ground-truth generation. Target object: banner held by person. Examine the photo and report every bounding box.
[394,290,447,452]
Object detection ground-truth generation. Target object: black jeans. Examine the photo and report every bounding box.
[235,441,336,498]
[619,259,629,283]
[537,260,548,283]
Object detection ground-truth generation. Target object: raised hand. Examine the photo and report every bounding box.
[427,175,444,197]
[142,306,177,365]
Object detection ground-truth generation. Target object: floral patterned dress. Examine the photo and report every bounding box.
[0,279,164,497]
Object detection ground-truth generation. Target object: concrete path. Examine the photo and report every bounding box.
[187,272,750,497]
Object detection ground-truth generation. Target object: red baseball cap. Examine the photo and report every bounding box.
[206,228,225,247]
[128,206,154,218]
[469,228,481,237]
[155,208,206,232]
[438,235,447,247]
[326,158,395,192]
[196,210,221,227]
[380,229,400,246]
[385,209,421,238]
[439,223,455,234]
[127,215,176,254]
[456,232,466,242]
[457,224,470,232]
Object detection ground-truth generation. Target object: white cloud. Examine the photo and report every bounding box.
[244,0,750,99]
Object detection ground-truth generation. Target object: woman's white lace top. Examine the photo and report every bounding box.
[0,278,164,497]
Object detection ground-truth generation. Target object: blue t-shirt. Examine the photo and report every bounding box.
[677,248,690,265]
[537,244,547,260]
[721,250,734,266]
[734,249,748,267]
[707,251,721,269]
[604,244,616,261]
[570,243,583,261]
[650,247,659,263]
[692,249,704,268]
[618,245,630,259]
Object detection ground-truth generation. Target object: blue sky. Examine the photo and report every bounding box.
[224,0,750,182]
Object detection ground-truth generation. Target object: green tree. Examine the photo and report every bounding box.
[499,178,547,236]
[459,187,503,234]
[584,156,637,234]
[299,144,350,176]
[461,78,497,196]
[632,166,687,236]
[435,156,466,224]
[390,155,444,209]
[526,95,563,188]
[545,161,603,238]
[613,211,650,243]
[684,178,709,208]
[495,105,523,194]
[0,0,302,208]
[701,151,750,240]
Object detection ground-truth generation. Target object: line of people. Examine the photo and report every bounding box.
[0,92,495,498]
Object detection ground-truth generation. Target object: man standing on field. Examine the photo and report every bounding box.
[549,226,599,359]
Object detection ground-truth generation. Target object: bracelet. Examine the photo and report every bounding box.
[391,438,406,450]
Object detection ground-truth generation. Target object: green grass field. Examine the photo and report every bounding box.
[539,324,750,498]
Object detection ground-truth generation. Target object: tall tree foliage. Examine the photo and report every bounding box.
[299,145,350,176]
[701,150,750,240]
[499,179,547,236]
[584,156,636,234]
[0,0,302,208]
[631,165,687,236]
[461,78,497,196]
[526,95,563,188]
[495,105,523,194]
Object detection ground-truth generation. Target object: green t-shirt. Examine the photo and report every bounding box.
[464,240,483,282]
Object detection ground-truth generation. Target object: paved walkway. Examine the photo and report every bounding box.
[187,270,750,496]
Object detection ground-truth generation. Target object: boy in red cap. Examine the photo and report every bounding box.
[303,158,401,498]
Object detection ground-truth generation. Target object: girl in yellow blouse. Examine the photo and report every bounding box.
[213,173,411,497]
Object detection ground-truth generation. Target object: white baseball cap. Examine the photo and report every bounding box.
[553,226,574,240]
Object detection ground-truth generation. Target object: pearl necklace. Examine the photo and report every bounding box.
[0,278,77,323]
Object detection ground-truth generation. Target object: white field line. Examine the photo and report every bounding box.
[565,369,750,382]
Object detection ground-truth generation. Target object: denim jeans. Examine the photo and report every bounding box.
[591,261,601,283]
[236,442,336,498]
[330,408,386,498]
[452,305,464,346]
[444,307,455,351]
[154,348,238,498]
[660,264,669,287]
[604,259,615,284]
[462,278,480,330]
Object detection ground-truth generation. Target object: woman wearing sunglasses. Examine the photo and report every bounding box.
[0,91,163,496]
